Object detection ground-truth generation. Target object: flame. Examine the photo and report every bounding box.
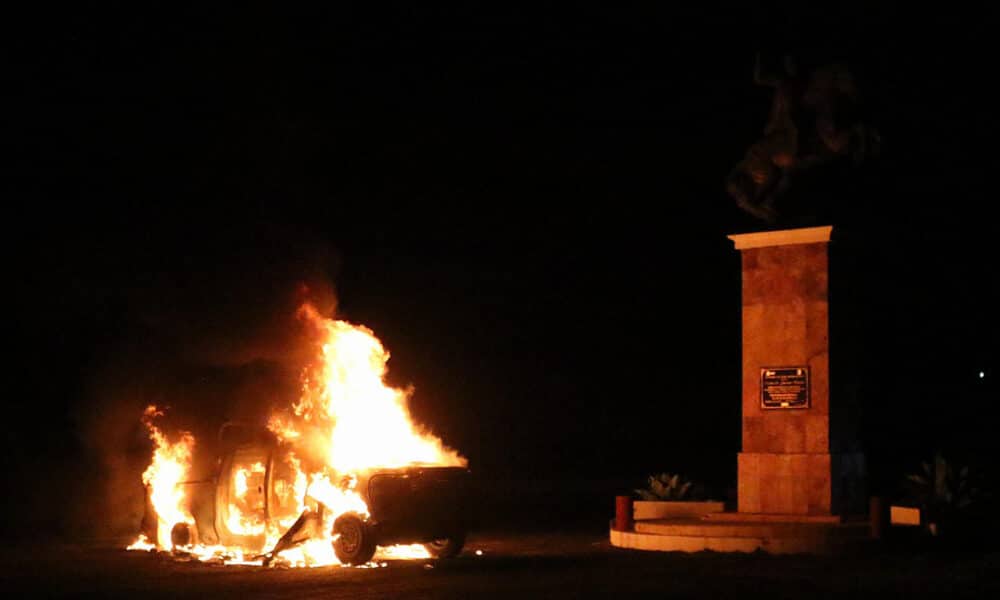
[303,473,369,518]
[270,303,465,472]
[139,406,195,551]
[128,302,465,567]
[126,534,155,552]
[226,462,267,536]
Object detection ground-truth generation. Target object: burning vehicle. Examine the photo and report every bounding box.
[143,423,470,565]
[129,303,470,567]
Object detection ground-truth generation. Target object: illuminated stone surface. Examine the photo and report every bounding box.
[609,519,869,554]
[728,226,865,517]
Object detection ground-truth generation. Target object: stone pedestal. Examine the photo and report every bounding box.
[728,226,864,517]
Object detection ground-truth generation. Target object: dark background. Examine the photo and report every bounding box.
[5,4,996,538]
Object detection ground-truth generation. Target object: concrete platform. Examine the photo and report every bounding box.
[610,515,870,555]
[703,512,843,524]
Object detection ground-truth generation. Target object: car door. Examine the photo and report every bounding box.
[215,445,269,551]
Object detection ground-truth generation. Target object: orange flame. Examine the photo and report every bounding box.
[138,406,195,551]
[270,303,465,473]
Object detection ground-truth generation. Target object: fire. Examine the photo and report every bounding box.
[127,302,465,567]
[271,303,465,472]
[137,406,195,551]
[226,462,267,536]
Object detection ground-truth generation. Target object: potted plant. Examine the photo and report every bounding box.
[632,473,725,520]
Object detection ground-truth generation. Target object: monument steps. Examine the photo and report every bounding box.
[612,516,869,554]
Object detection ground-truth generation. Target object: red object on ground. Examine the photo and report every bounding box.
[615,495,633,531]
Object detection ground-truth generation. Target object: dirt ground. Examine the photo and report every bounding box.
[2,530,998,599]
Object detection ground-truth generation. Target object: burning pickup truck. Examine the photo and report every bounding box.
[132,303,470,567]
[142,424,471,565]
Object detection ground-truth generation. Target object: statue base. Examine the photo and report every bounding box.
[728,226,865,517]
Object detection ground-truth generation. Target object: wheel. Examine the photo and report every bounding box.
[170,522,196,548]
[333,513,376,565]
[424,532,466,558]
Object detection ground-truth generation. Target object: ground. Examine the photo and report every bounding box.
[2,529,998,599]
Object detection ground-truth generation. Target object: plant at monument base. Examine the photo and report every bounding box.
[905,452,980,537]
[634,473,704,501]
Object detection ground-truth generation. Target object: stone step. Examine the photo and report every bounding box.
[610,527,859,555]
[613,528,772,553]
[702,512,843,524]
[634,519,846,539]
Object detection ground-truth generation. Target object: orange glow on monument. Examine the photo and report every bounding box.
[127,302,466,566]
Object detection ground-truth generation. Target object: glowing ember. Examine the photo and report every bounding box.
[128,302,466,568]
[126,534,155,552]
[375,544,432,560]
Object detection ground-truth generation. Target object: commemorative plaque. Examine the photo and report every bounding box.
[760,367,809,409]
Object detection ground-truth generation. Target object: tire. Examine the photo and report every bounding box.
[333,513,376,565]
[424,532,466,559]
[170,522,196,548]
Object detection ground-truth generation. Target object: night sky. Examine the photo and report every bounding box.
[6,4,997,537]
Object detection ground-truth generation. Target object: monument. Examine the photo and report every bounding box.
[725,54,873,519]
[610,54,875,553]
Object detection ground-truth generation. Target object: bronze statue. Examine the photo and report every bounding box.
[727,54,879,222]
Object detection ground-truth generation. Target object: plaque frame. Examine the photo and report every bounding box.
[760,366,810,409]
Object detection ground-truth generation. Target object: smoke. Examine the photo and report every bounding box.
[67,221,341,539]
